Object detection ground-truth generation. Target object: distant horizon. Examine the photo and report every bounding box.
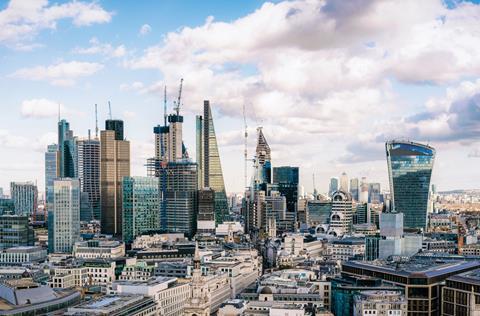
[1,0,480,195]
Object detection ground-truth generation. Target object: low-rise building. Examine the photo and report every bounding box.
[442,268,480,315]
[73,239,125,259]
[64,294,157,316]
[0,246,47,266]
[119,261,155,281]
[353,290,407,316]
[109,276,190,316]
[327,237,365,261]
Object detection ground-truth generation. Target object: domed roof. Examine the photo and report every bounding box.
[260,286,273,294]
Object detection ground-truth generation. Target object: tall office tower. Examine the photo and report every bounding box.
[0,215,34,249]
[386,140,435,230]
[349,178,359,201]
[101,120,130,236]
[45,144,59,211]
[329,177,339,197]
[273,166,299,221]
[264,192,287,233]
[297,197,309,225]
[340,172,349,192]
[49,179,80,253]
[368,183,381,203]
[255,127,272,185]
[77,134,101,222]
[196,101,229,223]
[197,188,216,234]
[167,114,183,162]
[122,177,160,244]
[327,190,353,236]
[159,161,198,237]
[359,177,369,203]
[10,182,38,216]
[58,119,77,178]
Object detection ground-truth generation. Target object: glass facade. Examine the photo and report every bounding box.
[45,144,58,212]
[386,141,435,230]
[273,166,299,215]
[307,200,331,226]
[196,101,229,224]
[122,177,160,244]
[77,138,101,221]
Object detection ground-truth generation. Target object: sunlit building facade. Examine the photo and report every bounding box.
[386,140,435,230]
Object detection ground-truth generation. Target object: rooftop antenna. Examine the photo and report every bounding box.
[108,101,112,120]
[164,85,167,126]
[58,103,61,122]
[95,104,98,138]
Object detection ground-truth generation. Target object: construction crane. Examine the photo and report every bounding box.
[95,104,98,138]
[243,104,248,190]
[108,101,112,120]
[163,85,167,126]
[174,78,183,116]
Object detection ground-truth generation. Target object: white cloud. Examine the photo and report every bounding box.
[11,61,103,86]
[123,111,136,119]
[74,37,126,58]
[21,98,62,118]
[139,24,151,36]
[0,130,28,148]
[0,0,112,48]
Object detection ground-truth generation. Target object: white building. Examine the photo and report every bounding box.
[327,238,365,261]
[51,179,81,253]
[327,191,353,237]
[109,276,190,316]
[353,290,407,316]
[0,246,47,265]
[73,239,125,259]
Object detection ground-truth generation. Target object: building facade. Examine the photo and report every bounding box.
[386,141,435,230]
[100,121,130,236]
[328,191,353,237]
[77,136,101,221]
[122,177,160,244]
[45,144,59,212]
[10,182,38,216]
[0,215,34,250]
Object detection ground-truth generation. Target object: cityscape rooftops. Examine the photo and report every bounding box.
[446,268,480,286]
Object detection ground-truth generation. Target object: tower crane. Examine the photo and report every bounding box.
[174,78,183,116]
[243,104,248,190]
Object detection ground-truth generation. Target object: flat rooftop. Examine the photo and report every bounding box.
[344,259,480,278]
[447,268,480,285]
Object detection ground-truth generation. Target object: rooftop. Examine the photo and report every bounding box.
[447,268,480,285]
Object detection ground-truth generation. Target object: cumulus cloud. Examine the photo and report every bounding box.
[11,61,103,86]
[0,130,28,148]
[74,37,126,58]
[21,98,62,118]
[139,24,151,36]
[0,0,112,48]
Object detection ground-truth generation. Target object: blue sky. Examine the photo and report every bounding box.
[1,0,480,196]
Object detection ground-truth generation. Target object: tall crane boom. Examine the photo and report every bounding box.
[163,85,167,126]
[174,78,183,116]
[243,104,248,190]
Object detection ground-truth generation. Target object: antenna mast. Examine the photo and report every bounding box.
[108,101,112,120]
[95,104,98,138]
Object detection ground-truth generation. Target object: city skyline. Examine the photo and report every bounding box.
[2,0,480,195]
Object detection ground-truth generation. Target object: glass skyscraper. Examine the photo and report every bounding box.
[58,119,77,178]
[122,177,160,244]
[386,140,435,230]
[272,166,299,220]
[45,144,58,212]
[77,137,101,222]
[196,100,228,224]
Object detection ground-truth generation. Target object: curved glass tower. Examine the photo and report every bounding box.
[386,141,435,230]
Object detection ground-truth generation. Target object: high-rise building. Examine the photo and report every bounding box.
[159,161,198,237]
[167,114,183,162]
[0,215,34,249]
[264,191,287,232]
[272,166,299,220]
[386,140,435,230]
[58,119,77,178]
[349,178,359,201]
[256,127,272,186]
[359,177,369,203]
[10,182,38,216]
[49,179,80,253]
[77,135,101,222]
[368,183,381,204]
[45,144,59,212]
[154,125,170,162]
[340,172,349,192]
[196,101,229,224]
[0,198,15,215]
[329,177,339,197]
[197,188,216,234]
[101,121,130,236]
[327,190,353,236]
[122,177,160,244]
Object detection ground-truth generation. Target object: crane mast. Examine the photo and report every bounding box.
[174,78,183,116]
[243,104,248,190]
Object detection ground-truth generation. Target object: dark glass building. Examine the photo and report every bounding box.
[105,119,124,141]
[0,215,34,249]
[386,141,435,230]
[273,166,299,216]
